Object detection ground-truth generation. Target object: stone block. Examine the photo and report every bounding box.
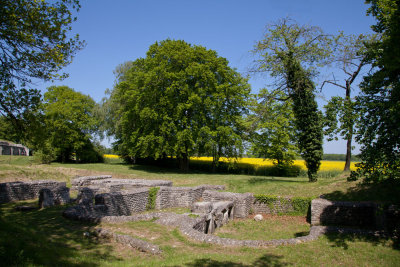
[191,202,213,213]
[202,190,253,218]
[39,188,55,208]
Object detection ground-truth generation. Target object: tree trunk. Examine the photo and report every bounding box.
[344,134,352,171]
[179,153,189,172]
[344,82,352,172]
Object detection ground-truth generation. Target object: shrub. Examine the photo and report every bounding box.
[147,187,160,210]
[253,194,313,215]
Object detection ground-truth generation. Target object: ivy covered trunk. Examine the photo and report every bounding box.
[287,59,323,182]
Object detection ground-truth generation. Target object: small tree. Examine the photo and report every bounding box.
[248,89,297,166]
[109,39,250,171]
[253,18,331,181]
[322,34,376,171]
[43,86,102,163]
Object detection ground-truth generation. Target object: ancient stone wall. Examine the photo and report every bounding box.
[202,190,253,218]
[155,185,225,210]
[72,175,173,191]
[311,198,379,228]
[0,141,29,156]
[0,180,66,204]
[252,197,296,214]
[94,188,149,216]
[39,186,70,208]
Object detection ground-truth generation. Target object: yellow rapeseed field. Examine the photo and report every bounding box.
[103,155,356,171]
[104,154,120,159]
[191,157,357,171]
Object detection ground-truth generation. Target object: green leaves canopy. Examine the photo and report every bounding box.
[352,0,400,182]
[110,39,250,170]
[43,86,101,163]
[0,0,84,128]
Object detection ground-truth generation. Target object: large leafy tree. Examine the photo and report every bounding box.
[110,39,250,171]
[323,34,376,171]
[43,86,101,163]
[248,89,297,166]
[352,0,400,182]
[0,0,84,135]
[253,18,331,182]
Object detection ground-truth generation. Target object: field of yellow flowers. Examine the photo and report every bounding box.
[104,155,356,171]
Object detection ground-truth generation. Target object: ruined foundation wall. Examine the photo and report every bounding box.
[252,197,296,214]
[95,188,149,216]
[155,185,225,210]
[311,198,379,228]
[0,180,66,204]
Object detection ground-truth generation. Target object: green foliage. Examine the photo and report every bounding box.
[291,78,324,182]
[253,18,327,182]
[146,187,160,210]
[323,34,376,171]
[109,39,250,171]
[247,89,298,166]
[253,194,313,215]
[33,140,57,164]
[42,86,102,163]
[352,0,400,182]
[0,0,84,131]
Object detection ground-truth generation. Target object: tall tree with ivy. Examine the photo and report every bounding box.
[110,39,250,171]
[0,0,84,139]
[351,0,400,182]
[253,18,332,182]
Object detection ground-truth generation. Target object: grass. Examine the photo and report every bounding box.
[0,201,399,266]
[215,214,311,240]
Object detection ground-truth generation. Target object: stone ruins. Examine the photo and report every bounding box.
[0,141,29,156]
[1,175,398,253]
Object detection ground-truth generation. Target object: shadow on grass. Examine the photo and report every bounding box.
[181,253,288,267]
[325,232,399,251]
[321,179,400,251]
[248,177,308,184]
[0,201,120,266]
[322,179,400,203]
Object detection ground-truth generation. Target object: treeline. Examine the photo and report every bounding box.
[0,0,399,183]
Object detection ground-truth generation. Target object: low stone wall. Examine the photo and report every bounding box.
[72,176,173,191]
[71,175,112,189]
[155,185,225,210]
[94,188,150,216]
[252,197,296,214]
[202,190,253,218]
[95,228,161,254]
[97,212,341,248]
[311,198,379,228]
[0,180,66,204]
[39,186,70,208]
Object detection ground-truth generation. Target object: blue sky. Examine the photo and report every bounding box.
[37,0,376,153]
